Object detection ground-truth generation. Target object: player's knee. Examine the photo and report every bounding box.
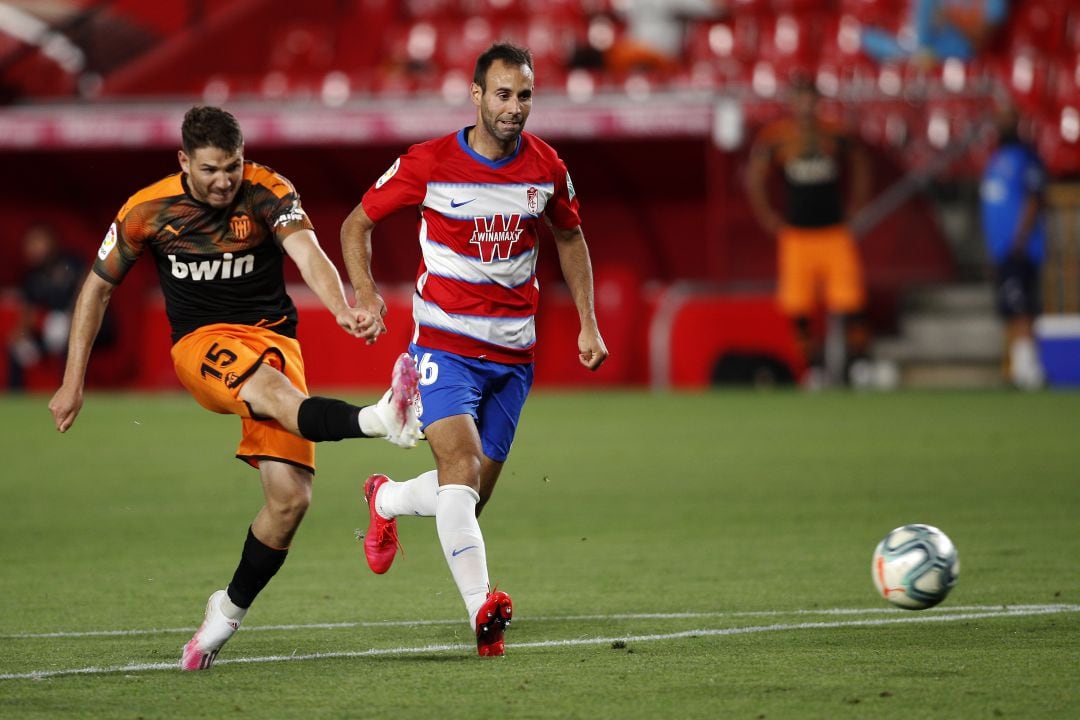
[241,364,304,420]
[269,485,311,526]
[438,452,482,490]
[238,364,275,406]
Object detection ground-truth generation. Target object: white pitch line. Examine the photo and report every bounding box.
[1,604,1077,681]
[3,603,1071,640]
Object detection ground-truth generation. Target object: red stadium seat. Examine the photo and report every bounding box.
[475,0,529,22]
[1007,0,1068,56]
[403,0,462,20]
[855,99,913,149]
[839,0,905,30]
[684,20,732,62]
[757,13,812,66]
[684,20,753,88]
[1068,7,1080,52]
[731,12,766,63]
[333,2,395,72]
[989,51,1052,116]
[1038,108,1080,176]
[819,12,865,61]
[267,22,335,74]
[773,0,833,11]
[1050,54,1080,107]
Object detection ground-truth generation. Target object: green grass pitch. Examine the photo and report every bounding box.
[1,389,1078,719]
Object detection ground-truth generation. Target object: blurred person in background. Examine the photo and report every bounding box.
[746,77,872,387]
[979,100,1047,389]
[570,0,718,76]
[861,0,1009,65]
[341,43,607,657]
[48,105,422,671]
[6,223,97,391]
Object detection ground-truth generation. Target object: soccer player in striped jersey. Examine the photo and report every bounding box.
[48,106,421,671]
[341,43,608,657]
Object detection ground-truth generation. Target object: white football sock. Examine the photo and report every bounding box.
[1010,337,1045,390]
[219,592,248,622]
[435,484,489,628]
[375,470,439,519]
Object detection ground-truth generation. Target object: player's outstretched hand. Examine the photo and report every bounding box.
[48,384,84,433]
[578,329,608,371]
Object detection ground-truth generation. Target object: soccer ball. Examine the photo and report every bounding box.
[871,524,959,610]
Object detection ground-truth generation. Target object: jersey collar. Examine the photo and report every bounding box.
[457,127,522,169]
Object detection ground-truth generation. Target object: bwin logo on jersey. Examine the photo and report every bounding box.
[169,252,255,281]
[470,214,524,263]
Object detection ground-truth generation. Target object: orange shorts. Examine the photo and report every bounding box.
[171,323,314,473]
[777,225,866,317]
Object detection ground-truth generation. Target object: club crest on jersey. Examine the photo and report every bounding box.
[229,214,252,240]
[527,187,539,214]
[470,214,524,263]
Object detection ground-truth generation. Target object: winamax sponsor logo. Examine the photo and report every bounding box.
[470,214,524,263]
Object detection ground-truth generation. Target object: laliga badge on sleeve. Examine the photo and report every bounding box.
[375,158,401,189]
[98,223,118,260]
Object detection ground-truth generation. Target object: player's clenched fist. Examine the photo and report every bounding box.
[578,330,608,371]
[48,385,83,433]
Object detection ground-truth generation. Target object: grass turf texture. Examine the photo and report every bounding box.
[1,389,1078,719]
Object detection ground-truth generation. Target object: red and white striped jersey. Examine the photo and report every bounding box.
[362,127,581,364]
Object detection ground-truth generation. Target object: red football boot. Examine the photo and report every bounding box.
[475,590,513,657]
[362,474,401,574]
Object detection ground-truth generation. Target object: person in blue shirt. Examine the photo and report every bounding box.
[861,0,1008,65]
[979,103,1047,389]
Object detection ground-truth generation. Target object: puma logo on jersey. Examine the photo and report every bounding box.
[470,214,524,263]
[168,252,255,280]
[163,223,184,236]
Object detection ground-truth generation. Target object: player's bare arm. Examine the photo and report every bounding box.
[340,203,388,343]
[746,143,784,236]
[281,229,374,341]
[48,272,115,433]
[846,139,872,221]
[551,224,608,371]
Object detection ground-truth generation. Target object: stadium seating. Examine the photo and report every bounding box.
[4,0,1073,173]
[2,1,1076,389]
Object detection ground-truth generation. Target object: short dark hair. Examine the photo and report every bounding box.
[181,106,243,155]
[473,43,533,90]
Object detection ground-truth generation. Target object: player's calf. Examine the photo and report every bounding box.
[296,353,420,448]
